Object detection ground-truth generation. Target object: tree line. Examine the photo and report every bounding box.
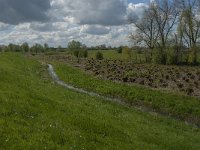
[0,43,50,53]
[0,40,117,54]
[130,0,200,65]
[0,41,106,60]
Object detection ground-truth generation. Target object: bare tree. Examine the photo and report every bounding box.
[152,0,179,49]
[130,0,179,64]
[134,5,159,49]
[176,0,200,64]
[129,3,159,58]
[130,0,200,65]
[177,0,200,47]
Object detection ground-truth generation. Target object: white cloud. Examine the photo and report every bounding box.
[0,22,11,31]
[81,25,111,35]
[0,1,148,47]
[127,3,148,21]
[51,0,128,26]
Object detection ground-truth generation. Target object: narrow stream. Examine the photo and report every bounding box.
[48,64,126,105]
[47,64,199,128]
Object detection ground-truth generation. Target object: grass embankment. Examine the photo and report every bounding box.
[0,53,200,149]
[53,62,200,125]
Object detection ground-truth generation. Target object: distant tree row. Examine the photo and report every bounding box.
[0,40,118,54]
[130,0,200,65]
[0,43,51,53]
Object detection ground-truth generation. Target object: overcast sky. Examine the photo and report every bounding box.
[0,0,150,47]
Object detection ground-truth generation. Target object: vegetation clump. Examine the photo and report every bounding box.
[95,52,104,60]
[68,40,88,58]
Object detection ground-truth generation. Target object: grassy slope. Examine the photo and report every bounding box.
[0,53,200,149]
[53,62,200,125]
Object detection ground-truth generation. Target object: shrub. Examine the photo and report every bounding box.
[188,46,198,65]
[123,47,132,60]
[95,52,104,60]
[116,47,123,53]
[73,50,88,58]
[73,50,79,58]
[68,40,82,51]
[81,50,88,58]
[144,49,152,63]
[152,48,166,64]
[166,47,177,65]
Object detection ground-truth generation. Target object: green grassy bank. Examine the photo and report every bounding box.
[0,53,200,149]
[53,62,200,125]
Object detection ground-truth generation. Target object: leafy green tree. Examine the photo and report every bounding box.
[30,44,44,53]
[68,40,82,51]
[21,42,29,53]
[7,43,15,52]
[68,40,88,58]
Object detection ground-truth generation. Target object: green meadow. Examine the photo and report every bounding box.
[0,53,200,149]
[88,49,200,63]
